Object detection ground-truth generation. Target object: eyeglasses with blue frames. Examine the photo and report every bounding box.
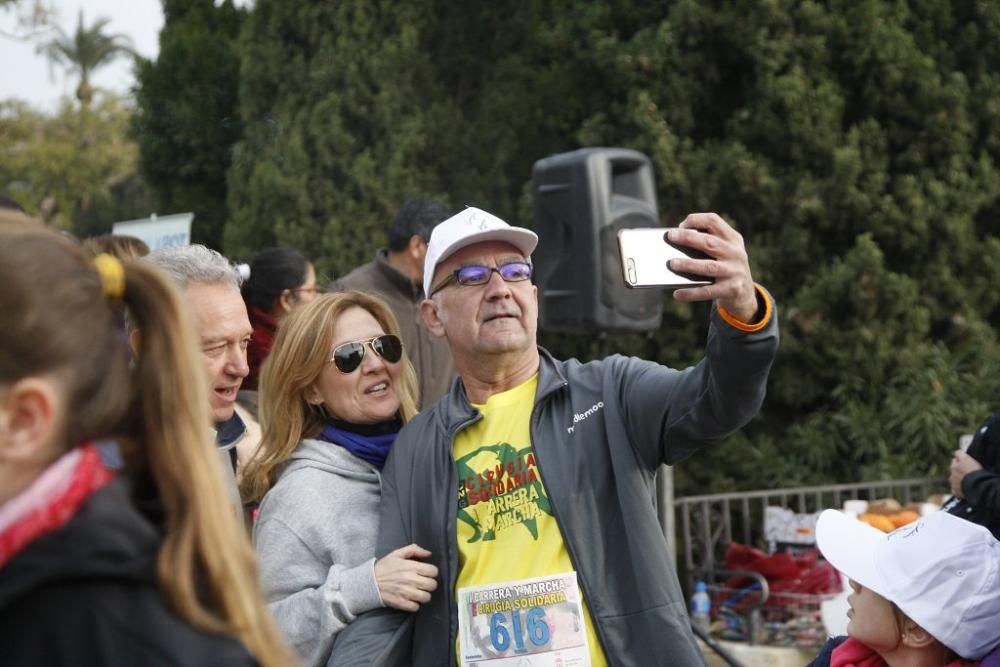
[429,261,533,297]
[330,334,403,374]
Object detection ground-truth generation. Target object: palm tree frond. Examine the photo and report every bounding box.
[36,10,137,108]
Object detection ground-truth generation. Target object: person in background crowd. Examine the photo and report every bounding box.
[0,214,292,665]
[944,415,1000,667]
[82,233,151,261]
[241,247,321,395]
[330,207,778,666]
[946,413,1000,539]
[143,245,255,513]
[240,291,437,667]
[808,509,1000,667]
[331,197,456,408]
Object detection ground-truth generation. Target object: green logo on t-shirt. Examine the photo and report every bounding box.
[456,442,552,543]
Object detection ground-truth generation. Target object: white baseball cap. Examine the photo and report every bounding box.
[815,509,1000,659]
[422,207,538,297]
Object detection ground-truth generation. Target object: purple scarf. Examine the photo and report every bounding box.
[318,418,402,470]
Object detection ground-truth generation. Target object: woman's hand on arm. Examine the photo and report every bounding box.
[374,544,438,612]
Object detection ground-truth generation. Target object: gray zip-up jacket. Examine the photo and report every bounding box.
[329,298,778,666]
[254,438,385,667]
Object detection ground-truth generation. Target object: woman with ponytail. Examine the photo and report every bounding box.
[0,214,293,666]
[240,291,438,667]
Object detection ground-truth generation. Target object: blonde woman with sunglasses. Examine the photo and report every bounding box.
[241,291,438,667]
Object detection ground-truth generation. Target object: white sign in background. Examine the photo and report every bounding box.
[112,213,193,251]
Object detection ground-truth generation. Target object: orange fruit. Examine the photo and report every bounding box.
[889,511,920,528]
[859,513,896,532]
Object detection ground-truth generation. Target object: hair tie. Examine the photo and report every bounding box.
[93,253,126,300]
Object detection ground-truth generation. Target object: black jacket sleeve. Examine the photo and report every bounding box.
[327,433,415,666]
[963,469,1000,523]
[327,610,414,667]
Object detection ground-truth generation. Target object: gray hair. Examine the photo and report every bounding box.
[143,244,242,291]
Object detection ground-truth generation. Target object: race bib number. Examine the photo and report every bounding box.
[458,572,590,666]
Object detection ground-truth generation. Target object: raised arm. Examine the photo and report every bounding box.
[618,212,778,468]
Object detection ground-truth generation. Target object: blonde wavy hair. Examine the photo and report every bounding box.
[241,291,419,503]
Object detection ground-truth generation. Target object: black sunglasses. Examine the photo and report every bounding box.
[429,261,533,297]
[330,334,403,374]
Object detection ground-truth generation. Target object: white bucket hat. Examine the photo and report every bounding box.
[422,207,538,297]
[815,509,1000,659]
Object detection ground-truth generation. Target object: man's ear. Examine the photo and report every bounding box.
[0,378,61,465]
[276,290,295,317]
[407,235,426,261]
[899,618,937,650]
[420,299,446,338]
[407,236,429,284]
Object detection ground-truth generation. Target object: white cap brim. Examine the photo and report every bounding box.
[422,207,538,296]
[433,228,538,270]
[816,509,890,598]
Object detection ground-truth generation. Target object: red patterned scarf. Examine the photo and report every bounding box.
[0,444,114,569]
[832,637,980,667]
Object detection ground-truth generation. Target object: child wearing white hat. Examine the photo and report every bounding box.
[808,509,1000,667]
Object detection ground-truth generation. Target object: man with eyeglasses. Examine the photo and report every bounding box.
[331,206,779,666]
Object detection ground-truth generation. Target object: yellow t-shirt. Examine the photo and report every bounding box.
[454,374,607,666]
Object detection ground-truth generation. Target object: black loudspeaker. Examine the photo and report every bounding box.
[531,147,663,333]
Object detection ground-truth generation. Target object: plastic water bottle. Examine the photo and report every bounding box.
[690,581,711,633]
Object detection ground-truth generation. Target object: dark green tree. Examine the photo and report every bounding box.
[628,1,1000,491]
[132,0,246,250]
[226,0,1000,493]
[225,2,462,272]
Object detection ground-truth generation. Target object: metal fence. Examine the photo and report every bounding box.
[673,477,948,595]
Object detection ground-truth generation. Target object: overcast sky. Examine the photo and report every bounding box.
[0,0,163,111]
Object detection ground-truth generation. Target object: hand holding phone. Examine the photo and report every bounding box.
[617,228,715,289]
[667,213,759,321]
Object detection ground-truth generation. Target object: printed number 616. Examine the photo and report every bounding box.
[490,608,550,653]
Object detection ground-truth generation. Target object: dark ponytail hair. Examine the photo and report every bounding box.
[241,247,309,313]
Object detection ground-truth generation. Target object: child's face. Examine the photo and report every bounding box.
[846,579,901,651]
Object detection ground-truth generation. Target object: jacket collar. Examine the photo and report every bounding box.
[374,249,422,298]
[441,346,567,429]
[215,412,246,449]
[536,346,569,398]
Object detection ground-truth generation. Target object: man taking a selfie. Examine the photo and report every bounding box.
[330,206,778,666]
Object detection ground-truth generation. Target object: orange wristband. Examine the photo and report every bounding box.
[717,284,772,332]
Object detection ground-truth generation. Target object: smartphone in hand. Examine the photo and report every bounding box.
[617,227,714,289]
